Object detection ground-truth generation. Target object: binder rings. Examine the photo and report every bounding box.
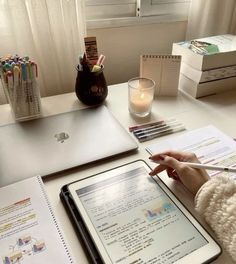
[140,55,181,96]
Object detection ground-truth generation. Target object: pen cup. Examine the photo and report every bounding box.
[0,62,42,122]
[128,77,155,117]
[75,65,108,106]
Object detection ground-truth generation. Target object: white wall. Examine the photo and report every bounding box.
[88,21,187,85]
[0,21,187,105]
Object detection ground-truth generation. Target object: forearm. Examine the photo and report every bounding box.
[194,175,236,261]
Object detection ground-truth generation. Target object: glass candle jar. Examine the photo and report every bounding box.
[128,77,155,117]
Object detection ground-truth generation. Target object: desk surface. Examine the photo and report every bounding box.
[1,83,236,263]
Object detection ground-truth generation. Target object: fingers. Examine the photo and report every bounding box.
[149,154,178,179]
[149,162,181,181]
[149,164,168,176]
[167,168,180,181]
[149,155,182,177]
[148,151,210,195]
[163,155,181,168]
[149,151,195,180]
[150,154,182,171]
[150,150,198,163]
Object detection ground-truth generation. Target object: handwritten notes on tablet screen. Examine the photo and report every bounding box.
[140,55,181,96]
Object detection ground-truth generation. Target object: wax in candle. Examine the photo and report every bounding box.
[129,92,153,113]
[128,77,155,117]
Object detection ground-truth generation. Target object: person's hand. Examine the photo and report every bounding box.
[149,150,210,195]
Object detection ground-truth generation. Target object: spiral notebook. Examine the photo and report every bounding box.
[0,176,74,263]
[140,55,181,96]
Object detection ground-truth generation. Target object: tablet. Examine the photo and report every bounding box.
[68,160,221,264]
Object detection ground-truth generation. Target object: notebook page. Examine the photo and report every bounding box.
[0,176,74,263]
[146,125,236,179]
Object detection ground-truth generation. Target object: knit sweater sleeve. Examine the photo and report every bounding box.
[194,175,236,261]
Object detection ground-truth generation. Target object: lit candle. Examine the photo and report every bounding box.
[129,91,153,113]
[128,77,155,117]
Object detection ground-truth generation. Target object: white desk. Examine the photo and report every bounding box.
[1,83,236,263]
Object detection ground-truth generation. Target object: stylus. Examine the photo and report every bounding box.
[152,160,236,173]
[181,162,236,173]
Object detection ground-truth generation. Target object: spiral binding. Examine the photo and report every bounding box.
[142,54,181,60]
[37,176,74,263]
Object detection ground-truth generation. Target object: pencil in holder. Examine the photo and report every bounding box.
[0,56,42,122]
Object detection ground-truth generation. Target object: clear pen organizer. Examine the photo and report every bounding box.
[1,74,42,122]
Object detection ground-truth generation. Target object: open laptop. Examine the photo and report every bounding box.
[0,105,138,187]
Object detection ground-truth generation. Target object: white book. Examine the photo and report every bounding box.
[180,62,236,83]
[0,176,74,263]
[178,73,236,98]
[140,55,181,96]
[172,34,236,71]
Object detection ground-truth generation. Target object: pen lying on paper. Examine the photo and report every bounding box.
[152,160,236,173]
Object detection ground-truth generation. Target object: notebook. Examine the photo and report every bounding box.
[0,105,138,187]
[1,175,74,263]
[140,55,181,96]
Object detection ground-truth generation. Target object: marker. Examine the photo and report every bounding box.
[25,62,32,81]
[6,71,13,99]
[31,62,38,78]
[11,61,16,69]
[21,62,26,81]
[77,55,83,70]
[13,65,20,86]
[129,119,176,132]
[133,120,181,134]
[96,54,105,66]
[6,70,13,85]
[136,125,186,142]
[3,63,11,72]
[0,62,4,75]
[134,123,183,137]
[81,53,90,72]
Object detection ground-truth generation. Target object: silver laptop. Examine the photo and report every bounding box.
[0,105,138,187]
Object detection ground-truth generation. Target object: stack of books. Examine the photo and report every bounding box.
[172,34,236,98]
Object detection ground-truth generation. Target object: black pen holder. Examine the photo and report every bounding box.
[75,66,108,106]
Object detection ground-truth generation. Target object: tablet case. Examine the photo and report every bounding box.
[60,160,221,264]
[60,183,103,264]
[59,160,144,264]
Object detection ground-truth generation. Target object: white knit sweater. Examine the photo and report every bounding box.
[195,175,236,262]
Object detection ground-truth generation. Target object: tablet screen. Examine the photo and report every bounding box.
[68,160,221,264]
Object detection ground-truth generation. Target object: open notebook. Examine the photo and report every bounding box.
[0,105,138,187]
[0,175,74,263]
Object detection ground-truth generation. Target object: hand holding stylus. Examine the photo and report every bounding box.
[149,150,210,195]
